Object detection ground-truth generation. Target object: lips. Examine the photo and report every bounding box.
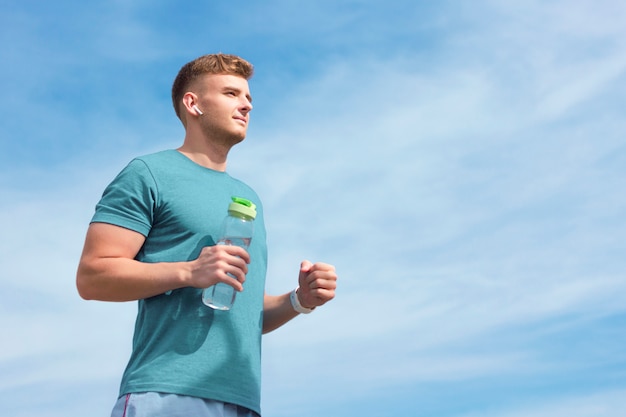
[234,116,247,125]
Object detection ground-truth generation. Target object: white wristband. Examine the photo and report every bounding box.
[290,287,314,314]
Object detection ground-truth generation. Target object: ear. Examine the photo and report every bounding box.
[182,92,200,116]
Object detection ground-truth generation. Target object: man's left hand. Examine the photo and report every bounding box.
[297,260,338,309]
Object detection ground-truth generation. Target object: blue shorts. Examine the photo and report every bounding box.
[111,392,260,417]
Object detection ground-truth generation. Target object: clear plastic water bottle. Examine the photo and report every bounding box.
[202,196,256,310]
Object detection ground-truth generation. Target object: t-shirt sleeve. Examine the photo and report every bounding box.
[91,159,157,237]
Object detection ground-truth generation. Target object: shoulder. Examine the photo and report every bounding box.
[121,150,193,181]
[131,149,181,166]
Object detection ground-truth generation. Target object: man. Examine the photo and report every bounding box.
[76,53,338,417]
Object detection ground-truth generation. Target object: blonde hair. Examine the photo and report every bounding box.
[171,53,254,121]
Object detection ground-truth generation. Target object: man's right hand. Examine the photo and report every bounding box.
[188,245,250,292]
[77,222,250,301]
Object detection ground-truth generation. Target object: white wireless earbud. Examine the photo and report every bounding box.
[192,105,204,115]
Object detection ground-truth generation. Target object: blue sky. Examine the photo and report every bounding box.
[1,1,625,416]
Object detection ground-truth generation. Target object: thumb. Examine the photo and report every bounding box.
[299,260,313,288]
[300,260,313,274]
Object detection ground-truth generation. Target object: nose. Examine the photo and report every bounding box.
[239,95,252,114]
[241,98,253,113]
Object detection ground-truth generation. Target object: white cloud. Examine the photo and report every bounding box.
[250,4,626,414]
[1,1,625,417]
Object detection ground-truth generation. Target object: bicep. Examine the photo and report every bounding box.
[77,222,150,301]
[80,222,146,261]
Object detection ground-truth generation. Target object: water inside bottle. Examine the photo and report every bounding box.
[218,237,251,248]
[202,236,251,309]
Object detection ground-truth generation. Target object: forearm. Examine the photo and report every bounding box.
[262,261,337,333]
[76,257,189,302]
[262,293,299,334]
[77,223,250,303]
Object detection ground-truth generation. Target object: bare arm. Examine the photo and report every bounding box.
[76,222,250,302]
[262,261,337,334]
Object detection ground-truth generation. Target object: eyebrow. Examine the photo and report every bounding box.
[223,86,253,103]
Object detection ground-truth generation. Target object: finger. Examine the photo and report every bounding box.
[221,272,244,291]
[313,287,336,300]
[303,268,337,286]
[306,277,338,292]
[309,262,336,272]
[305,287,336,306]
[220,245,251,263]
[217,266,245,291]
[230,253,249,275]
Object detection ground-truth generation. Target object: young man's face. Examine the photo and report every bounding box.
[195,73,253,146]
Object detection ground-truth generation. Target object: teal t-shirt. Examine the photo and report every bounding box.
[91,150,267,415]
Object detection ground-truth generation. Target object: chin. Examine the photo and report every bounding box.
[228,133,246,146]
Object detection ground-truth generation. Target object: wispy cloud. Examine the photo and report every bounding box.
[1,1,624,416]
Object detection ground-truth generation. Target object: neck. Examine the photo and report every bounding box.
[177,133,230,172]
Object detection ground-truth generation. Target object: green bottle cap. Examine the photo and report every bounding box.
[228,196,257,219]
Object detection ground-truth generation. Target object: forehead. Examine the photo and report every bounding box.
[198,73,250,93]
